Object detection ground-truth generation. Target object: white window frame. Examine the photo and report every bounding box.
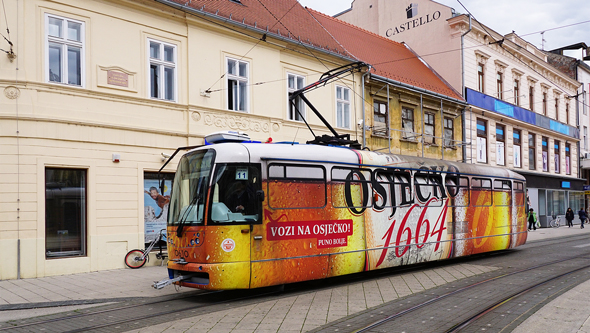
[336,85,351,129]
[227,57,249,112]
[287,73,305,121]
[45,13,85,87]
[148,38,177,102]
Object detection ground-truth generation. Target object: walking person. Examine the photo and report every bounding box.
[527,208,537,231]
[566,207,575,228]
[579,207,587,229]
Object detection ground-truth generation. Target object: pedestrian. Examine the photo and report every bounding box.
[566,207,575,228]
[527,208,537,231]
[579,207,587,229]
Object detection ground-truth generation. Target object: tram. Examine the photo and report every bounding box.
[154,133,527,290]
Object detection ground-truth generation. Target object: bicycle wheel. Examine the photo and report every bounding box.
[125,249,147,269]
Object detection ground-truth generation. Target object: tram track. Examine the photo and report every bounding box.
[334,253,590,333]
[4,234,590,332]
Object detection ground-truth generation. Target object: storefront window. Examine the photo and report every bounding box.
[550,190,565,216]
[45,168,86,258]
[144,172,174,248]
[538,190,546,216]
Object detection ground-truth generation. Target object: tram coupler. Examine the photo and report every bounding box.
[153,274,192,289]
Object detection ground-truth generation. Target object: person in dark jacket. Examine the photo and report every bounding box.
[527,208,537,231]
[565,207,575,228]
[578,208,587,229]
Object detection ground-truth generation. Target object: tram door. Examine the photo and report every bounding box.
[208,163,262,288]
[251,163,330,288]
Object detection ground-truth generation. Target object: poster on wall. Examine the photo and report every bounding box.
[555,154,560,173]
[477,137,487,163]
[496,142,505,165]
[542,151,548,171]
[144,175,173,245]
[514,145,521,167]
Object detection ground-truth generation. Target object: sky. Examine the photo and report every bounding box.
[298,0,590,56]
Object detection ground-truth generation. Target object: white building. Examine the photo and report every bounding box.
[337,0,584,226]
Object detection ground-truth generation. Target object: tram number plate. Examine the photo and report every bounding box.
[235,168,248,180]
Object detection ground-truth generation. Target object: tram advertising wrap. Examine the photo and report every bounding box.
[162,142,527,290]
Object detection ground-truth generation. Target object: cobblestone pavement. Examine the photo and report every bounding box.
[2,225,590,332]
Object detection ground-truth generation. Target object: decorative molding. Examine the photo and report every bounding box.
[4,86,20,99]
[511,68,525,78]
[198,112,271,133]
[526,75,538,84]
[474,50,491,65]
[494,59,509,73]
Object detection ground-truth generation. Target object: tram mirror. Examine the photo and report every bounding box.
[256,190,265,202]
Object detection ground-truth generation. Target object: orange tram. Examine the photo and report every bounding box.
[154,135,527,290]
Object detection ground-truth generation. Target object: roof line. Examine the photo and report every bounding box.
[303,7,359,61]
[154,0,356,62]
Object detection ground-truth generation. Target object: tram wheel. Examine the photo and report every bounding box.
[125,249,148,269]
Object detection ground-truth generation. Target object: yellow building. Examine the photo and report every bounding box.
[0,0,464,279]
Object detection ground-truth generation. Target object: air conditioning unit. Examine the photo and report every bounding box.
[585,153,590,159]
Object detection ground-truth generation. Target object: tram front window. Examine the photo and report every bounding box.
[210,164,262,224]
[168,150,214,226]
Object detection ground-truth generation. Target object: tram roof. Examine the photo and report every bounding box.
[196,142,525,181]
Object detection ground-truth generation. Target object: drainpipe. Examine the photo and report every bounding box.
[461,14,471,97]
[461,15,472,163]
[361,67,371,148]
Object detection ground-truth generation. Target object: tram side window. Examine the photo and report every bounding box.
[472,177,492,206]
[445,175,469,207]
[268,164,326,209]
[493,180,512,206]
[514,182,525,207]
[414,172,445,207]
[331,167,372,210]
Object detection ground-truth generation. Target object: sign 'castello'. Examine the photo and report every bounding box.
[385,3,441,37]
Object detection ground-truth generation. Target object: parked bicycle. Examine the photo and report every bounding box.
[125,229,168,269]
[550,215,561,228]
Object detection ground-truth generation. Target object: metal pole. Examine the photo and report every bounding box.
[441,99,444,160]
[387,84,391,154]
[421,94,424,158]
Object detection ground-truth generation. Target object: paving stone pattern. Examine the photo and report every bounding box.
[123,263,498,333]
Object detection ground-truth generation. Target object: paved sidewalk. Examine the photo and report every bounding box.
[0,225,589,332]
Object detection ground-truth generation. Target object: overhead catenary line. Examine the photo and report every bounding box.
[204,0,301,93]
[519,19,590,38]
[455,0,578,99]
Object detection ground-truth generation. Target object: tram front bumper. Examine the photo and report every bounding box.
[167,261,251,290]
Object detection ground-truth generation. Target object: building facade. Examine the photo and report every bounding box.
[338,0,584,226]
[0,0,463,279]
[547,44,590,207]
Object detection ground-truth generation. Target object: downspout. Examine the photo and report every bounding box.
[362,67,371,148]
[461,15,472,163]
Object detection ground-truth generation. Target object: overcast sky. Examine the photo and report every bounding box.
[298,0,590,56]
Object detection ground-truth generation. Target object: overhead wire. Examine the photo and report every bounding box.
[204,0,301,93]
[455,0,577,99]
[519,20,590,38]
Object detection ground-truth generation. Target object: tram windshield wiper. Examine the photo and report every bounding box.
[177,177,206,237]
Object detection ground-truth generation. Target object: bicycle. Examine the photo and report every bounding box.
[125,229,168,269]
[550,215,561,228]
